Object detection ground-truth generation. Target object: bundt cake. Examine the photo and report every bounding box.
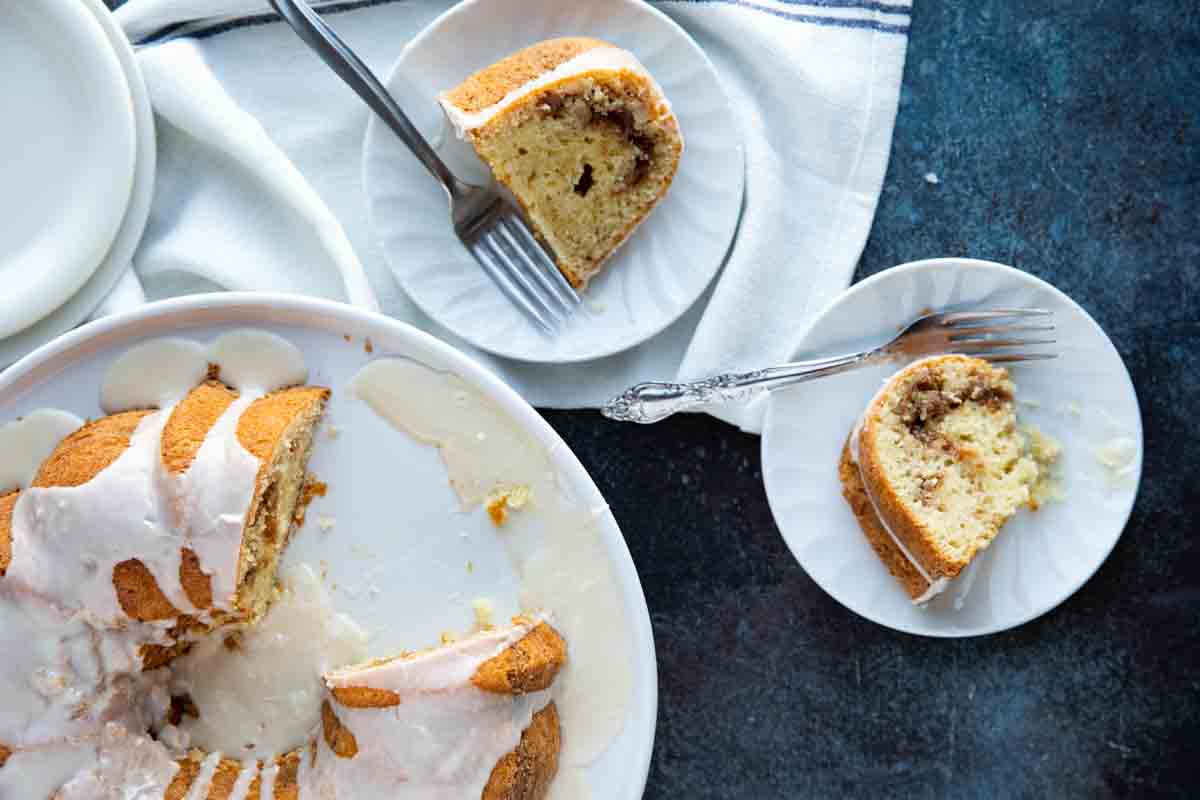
[440,37,683,289]
[0,374,567,799]
[840,355,1043,603]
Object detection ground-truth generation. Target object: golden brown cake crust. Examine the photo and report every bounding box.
[0,743,10,768]
[472,622,567,695]
[328,685,401,709]
[31,409,151,489]
[237,387,331,472]
[162,380,238,474]
[321,699,359,758]
[0,489,16,576]
[164,754,201,800]
[855,355,1014,579]
[838,440,930,600]
[443,37,611,113]
[482,702,561,800]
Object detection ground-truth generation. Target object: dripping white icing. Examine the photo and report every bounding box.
[100,330,307,413]
[316,616,553,800]
[183,751,223,800]
[100,338,209,413]
[169,564,367,760]
[351,358,631,769]
[848,358,954,605]
[440,45,673,134]
[170,394,261,611]
[55,723,180,800]
[7,409,196,621]
[0,409,84,492]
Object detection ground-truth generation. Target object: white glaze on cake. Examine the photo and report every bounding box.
[439,45,672,135]
[848,358,954,605]
[7,409,195,621]
[0,409,84,493]
[351,358,631,775]
[101,330,307,413]
[168,564,368,759]
[0,331,316,797]
[316,617,553,800]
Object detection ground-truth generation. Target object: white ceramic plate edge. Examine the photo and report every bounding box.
[0,0,136,338]
[0,0,156,367]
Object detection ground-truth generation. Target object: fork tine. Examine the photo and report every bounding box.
[469,238,556,334]
[949,324,1055,339]
[481,229,567,327]
[951,338,1058,351]
[978,352,1059,364]
[500,215,581,308]
[937,308,1053,326]
[494,218,576,317]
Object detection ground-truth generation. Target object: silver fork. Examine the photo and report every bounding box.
[268,0,580,333]
[602,308,1057,424]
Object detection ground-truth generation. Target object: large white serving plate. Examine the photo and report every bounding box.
[365,0,744,363]
[0,0,136,340]
[0,294,656,798]
[762,259,1143,637]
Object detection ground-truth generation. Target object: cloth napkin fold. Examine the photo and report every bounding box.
[113,0,910,432]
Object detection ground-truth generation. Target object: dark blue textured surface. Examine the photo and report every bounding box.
[545,1,1199,797]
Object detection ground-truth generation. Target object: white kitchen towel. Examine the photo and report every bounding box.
[113,0,910,432]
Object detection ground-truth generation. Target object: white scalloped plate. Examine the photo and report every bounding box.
[0,0,156,367]
[762,259,1143,637]
[0,294,656,798]
[0,0,136,340]
[363,0,744,363]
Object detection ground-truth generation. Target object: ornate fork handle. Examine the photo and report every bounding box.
[602,351,875,424]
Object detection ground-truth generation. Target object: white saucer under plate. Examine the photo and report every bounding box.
[0,0,156,367]
[761,258,1143,638]
[0,0,136,340]
[0,293,656,798]
[364,0,744,363]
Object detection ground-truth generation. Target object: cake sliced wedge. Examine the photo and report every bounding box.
[440,37,683,289]
[841,355,1041,603]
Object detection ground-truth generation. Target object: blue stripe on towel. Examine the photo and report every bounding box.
[660,0,910,34]
[773,0,911,12]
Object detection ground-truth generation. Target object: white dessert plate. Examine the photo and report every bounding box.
[761,258,1143,637]
[0,0,137,340]
[0,293,656,798]
[0,0,156,367]
[364,0,744,363]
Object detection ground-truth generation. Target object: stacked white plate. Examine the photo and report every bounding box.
[0,0,155,366]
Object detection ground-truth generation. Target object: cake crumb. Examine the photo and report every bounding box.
[325,424,342,440]
[923,171,940,185]
[364,337,374,354]
[318,516,336,533]
[472,597,496,630]
[343,334,352,343]
[1095,436,1138,489]
[1023,425,1064,510]
[294,476,328,526]
[485,484,532,526]
[440,631,458,645]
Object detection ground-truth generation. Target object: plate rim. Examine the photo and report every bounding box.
[760,256,1145,638]
[0,0,138,339]
[0,0,156,367]
[362,0,745,364]
[0,290,659,797]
